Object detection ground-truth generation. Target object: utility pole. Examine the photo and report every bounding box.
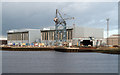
[106,18,109,46]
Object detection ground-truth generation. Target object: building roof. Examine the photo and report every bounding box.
[7,26,103,33]
[41,26,73,31]
[112,34,120,36]
[41,25,103,31]
[7,29,40,33]
[107,34,120,39]
[0,38,7,40]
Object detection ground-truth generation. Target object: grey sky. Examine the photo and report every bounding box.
[2,2,118,37]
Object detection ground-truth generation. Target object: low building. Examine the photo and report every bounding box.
[0,38,7,45]
[107,34,120,46]
[7,29,41,45]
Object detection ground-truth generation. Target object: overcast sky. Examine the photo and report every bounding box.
[2,2,118,38]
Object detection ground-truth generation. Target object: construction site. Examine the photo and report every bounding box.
[1,9,120,54]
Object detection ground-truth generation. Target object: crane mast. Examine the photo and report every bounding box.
[54,9,74,45]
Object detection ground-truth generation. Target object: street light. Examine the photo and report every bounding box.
[106,18,109,46]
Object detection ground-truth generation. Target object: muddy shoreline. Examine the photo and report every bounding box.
[1,47,120,54]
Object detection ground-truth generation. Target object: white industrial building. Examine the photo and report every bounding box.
[73,26,103,39]
[7,29,41,45]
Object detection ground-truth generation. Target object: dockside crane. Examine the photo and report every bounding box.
[54,9,74,45]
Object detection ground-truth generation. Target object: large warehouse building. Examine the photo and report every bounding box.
[41,26,104,46]
[7,29,41,45]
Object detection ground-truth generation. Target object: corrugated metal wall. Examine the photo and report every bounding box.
[7,32,29,41]
[41,29,72,41]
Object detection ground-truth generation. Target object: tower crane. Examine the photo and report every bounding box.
[54,9,74,45]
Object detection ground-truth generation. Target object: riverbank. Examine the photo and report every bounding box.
[1,46,54,51]
[54,47,120,54]
[1,46,120,54]
[55,48,120,54]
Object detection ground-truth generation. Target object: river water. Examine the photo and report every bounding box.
[2,51,118,73]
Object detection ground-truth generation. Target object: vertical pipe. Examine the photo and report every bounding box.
[53,31,54,40]
[44,32,45,40]
[69,31,71,40]
[56,9,58,18]
[41,33,42,41]
[48,32,49,40]
[61,33,62,40]
[67,31,68,41]
[73,24,75,38]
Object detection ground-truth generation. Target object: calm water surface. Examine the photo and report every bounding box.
[2,51,118,73]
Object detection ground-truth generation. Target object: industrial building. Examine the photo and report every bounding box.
[41,25,104,46]
[7,29,41,45]
[0,38,7,45]
[107,34,120,46]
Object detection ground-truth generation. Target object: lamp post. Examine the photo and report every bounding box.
[106,18,109,47]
